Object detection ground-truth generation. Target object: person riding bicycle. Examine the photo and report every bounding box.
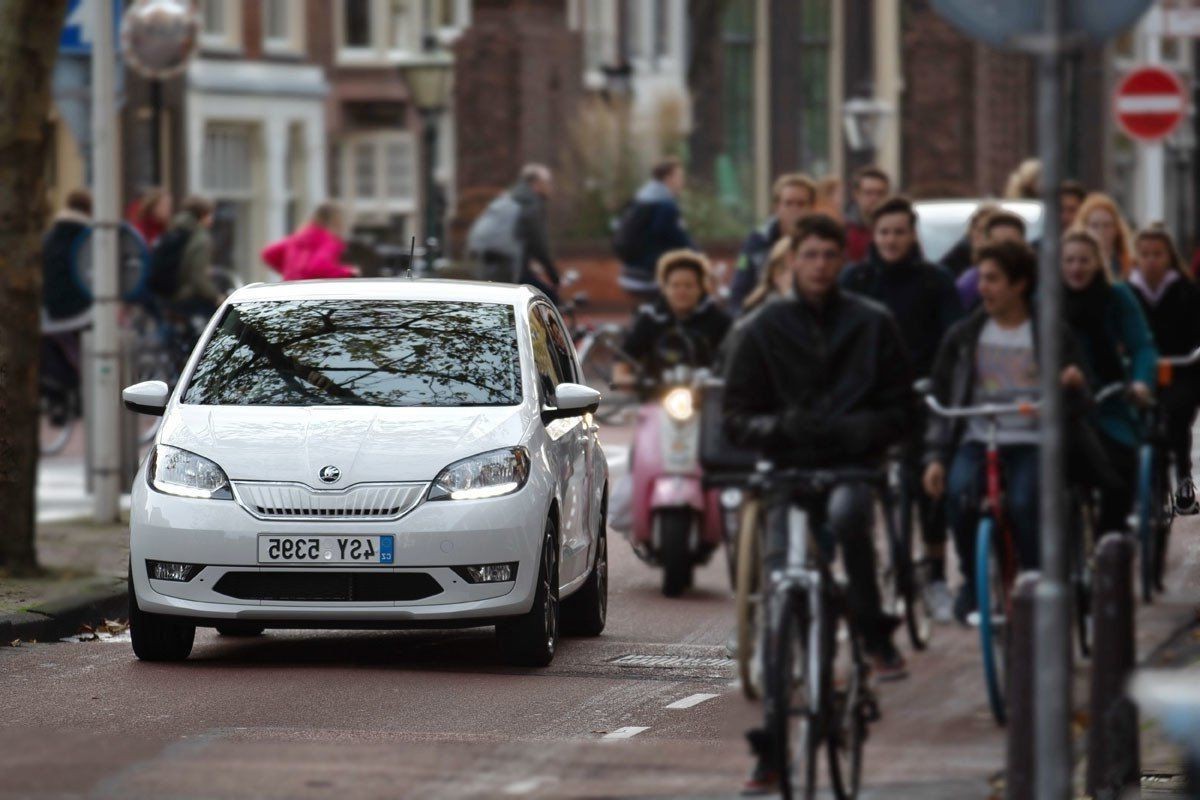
[1130,224,1200,514]
[723,213,913,791]
[616,250,731,383]
[728,173,816,313]
[923,241,1090,624]
[1061,229,1158,535]
[840,195,963,623]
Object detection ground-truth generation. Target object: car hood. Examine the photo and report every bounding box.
[158,405,529,485]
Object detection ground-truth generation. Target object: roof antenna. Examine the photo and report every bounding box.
[407,235,416,280]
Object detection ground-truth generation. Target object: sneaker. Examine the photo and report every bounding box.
[953,585,977,628]
[1175,480,1199,516]
[865,637,908,682]
[741,761,780,796]
[923,579,955,625]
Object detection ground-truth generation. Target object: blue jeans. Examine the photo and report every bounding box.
[946,443,1040,596]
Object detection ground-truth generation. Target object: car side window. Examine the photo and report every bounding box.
[528,306,560,404]
[536,304,578,385]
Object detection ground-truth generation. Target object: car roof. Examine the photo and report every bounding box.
[227,278,545,305]
[913,198,1043,221]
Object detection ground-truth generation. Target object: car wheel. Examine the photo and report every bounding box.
[128,565,195,662]
[562,511,607,637]
[497,518,560,667]
[214,623,267,637]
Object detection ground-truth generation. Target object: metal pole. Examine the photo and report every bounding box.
[150,79,163,186]
[90,0,122,523]
[423,110,439,242]
[1141,6,1165,225]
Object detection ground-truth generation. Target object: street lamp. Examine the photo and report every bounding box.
[398,38,453,247]
[842,97,893,153]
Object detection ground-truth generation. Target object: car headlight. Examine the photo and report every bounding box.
[663,387,694,422]
[428,447,531,501]
[149,444,233,500]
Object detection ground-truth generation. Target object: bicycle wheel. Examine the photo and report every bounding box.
[826,599,866,800]
[895,481,932,651]
[1137,444,1157,603]
[770,590,819,800]
[975,518,1008,726]
[1069,489,1096,659]
[1151,451,1172,593]
[735,500,766,700]
[578,328,633,425]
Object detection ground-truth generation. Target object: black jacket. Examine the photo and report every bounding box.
[41,211,92,320]
[939,235,974,278]
[622,297,732,374]
[1130,273,1200,361]
[924,309,1091,467]
[510,180,558,285]
[723,288,914,468]
[728,217,782,313]
[840,245,963,377]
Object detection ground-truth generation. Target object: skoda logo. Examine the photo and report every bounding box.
[318,465,341,484]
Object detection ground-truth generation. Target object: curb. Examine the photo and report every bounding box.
[0,577,128,644]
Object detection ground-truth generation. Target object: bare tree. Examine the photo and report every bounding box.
[0,0,69,573]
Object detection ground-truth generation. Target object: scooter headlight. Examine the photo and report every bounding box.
[663,388,694,422]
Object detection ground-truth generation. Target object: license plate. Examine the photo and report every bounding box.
[257,535,394,564]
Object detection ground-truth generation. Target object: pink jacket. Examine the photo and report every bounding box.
[261,225,356,281]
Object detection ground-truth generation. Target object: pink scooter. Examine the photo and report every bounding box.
[626,365,725,596]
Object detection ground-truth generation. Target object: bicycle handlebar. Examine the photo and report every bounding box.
[1161,345,1200,367]
[1094,382,1128,404]
[924,394,1040,420]
[749,466,887,493]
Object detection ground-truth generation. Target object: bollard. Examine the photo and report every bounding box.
[1086,533,1140,800]
[1006,570,1040,800]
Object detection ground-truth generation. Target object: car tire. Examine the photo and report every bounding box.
[128,565,195,662]
[562,513,607,638]
[214,623,267,637]
[497,518,560,667]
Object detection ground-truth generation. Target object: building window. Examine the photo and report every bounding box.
[719,0,756,225]
[264,0,304,53]
[343,0,374,49]
[202,123,259,275]
[338,0,466,62]
[336,132,418,228]
[575,0,616,86]
[799,0,832,176]
[200,0,241,51]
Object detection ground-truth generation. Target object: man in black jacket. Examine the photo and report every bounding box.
[841,196,963,623]
[725,213,913,792]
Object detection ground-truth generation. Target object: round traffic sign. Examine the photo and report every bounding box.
[1114,66,1188,142]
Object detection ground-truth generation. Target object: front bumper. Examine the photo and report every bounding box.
[129,470,546,624]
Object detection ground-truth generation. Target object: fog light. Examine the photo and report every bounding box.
[453,562,518,584]
[146,560,202,582]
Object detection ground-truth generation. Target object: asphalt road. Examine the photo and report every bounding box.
[8,424,1199,799]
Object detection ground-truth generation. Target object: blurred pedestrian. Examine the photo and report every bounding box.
[939,203,1000,278]
[845,165,891,262]
[814,174,843,220]
[41,188,93,326]
[728,172,815,312]
[1069,192,1134,280]
[149,195,225,319]
[466,164,561,301]
[127,186,172,247]
[740,236,798,314]
[1004,158,1042,200]
[1029,180,1087,253]
[955,210,1027,310]
[613,157,694,301]
[261,202,360,282]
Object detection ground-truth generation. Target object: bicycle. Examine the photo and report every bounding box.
[881,444,934,651]
[924,394,1040,726]
[756,465,884,800]
[1147,345,1200,594]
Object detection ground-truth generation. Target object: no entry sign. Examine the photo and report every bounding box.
[1114,66,1188,142]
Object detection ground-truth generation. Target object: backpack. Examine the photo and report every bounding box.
[610,201,655,264]
[466,192,524,278]
[145,226,191,297]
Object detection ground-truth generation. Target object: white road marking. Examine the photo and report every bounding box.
[602,726,649,739]
[665,693,720,709]
[503,777,554,795]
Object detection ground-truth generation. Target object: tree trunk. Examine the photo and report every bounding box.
[0,0,69,573]
[686,0,729,184]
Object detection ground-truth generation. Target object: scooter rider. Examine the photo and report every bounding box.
[617,250,732,380]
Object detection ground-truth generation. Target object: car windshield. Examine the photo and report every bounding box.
[182,299,522,407]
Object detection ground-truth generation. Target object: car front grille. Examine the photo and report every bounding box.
[231,481,426,521]
[212,571,443,602]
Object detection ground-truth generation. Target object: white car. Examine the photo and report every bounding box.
[122,279,609,667]
[914,199,1044,263]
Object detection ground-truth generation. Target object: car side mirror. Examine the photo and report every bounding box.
[122,380,169,417]
[542,382,601,423]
